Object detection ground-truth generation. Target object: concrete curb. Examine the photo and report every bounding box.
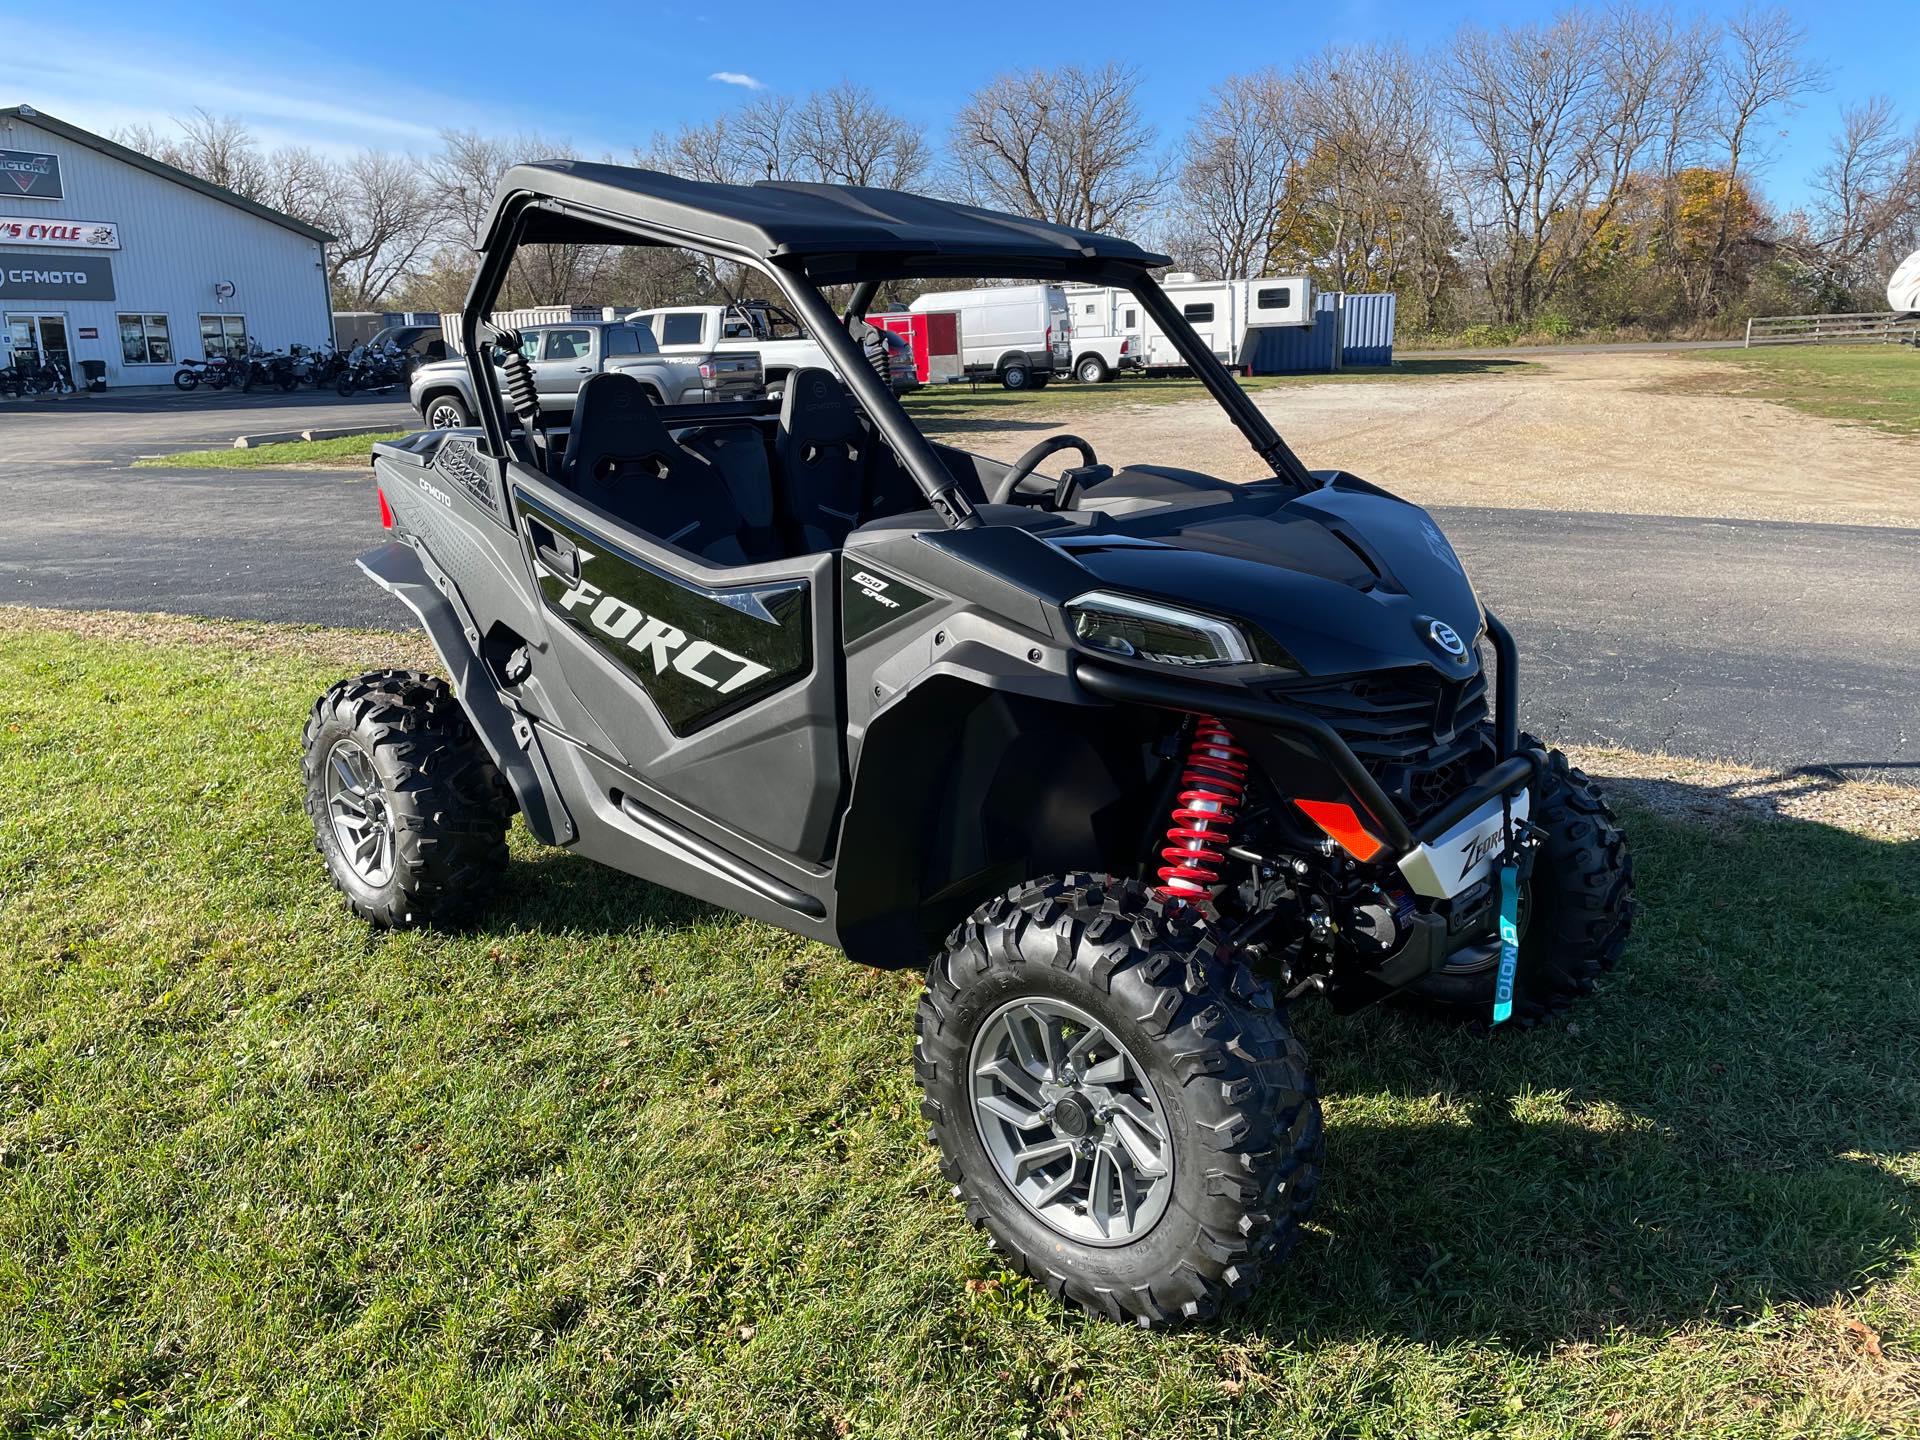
[232,423,400,449]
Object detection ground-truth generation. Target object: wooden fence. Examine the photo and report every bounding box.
[1744,311,1920,347]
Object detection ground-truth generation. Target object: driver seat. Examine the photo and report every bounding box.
[777,368,866,551]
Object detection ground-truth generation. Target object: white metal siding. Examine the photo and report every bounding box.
[0,115,330,386]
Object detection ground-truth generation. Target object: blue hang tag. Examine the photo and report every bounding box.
[1491,862,1521,1026]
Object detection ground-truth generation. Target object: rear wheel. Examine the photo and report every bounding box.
[173,369,198,391]
[916,874,1322,1325]
[1402,741,1633,1024]
[1076,355,1109,384]
[301,670,514,928]
[1000,361,1032,390]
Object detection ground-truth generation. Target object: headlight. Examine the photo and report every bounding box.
[1066,591,1253,667]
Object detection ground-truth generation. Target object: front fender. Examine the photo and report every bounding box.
[357,540,574,846]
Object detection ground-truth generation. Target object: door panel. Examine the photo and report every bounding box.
[533,327,596,413]
[508,472,844,862]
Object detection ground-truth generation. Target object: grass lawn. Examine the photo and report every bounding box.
[1685,347,1920,438]
[905,358,1535,424]
[2,619,1915,1438]
[133,432,408,471]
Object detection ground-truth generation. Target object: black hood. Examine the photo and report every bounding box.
[1048,470,1484,679]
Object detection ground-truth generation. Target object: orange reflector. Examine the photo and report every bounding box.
[377,487,394,529]
[1294,799,1385,862]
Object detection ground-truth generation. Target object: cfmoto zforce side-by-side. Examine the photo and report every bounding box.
[303,162,1634,1325]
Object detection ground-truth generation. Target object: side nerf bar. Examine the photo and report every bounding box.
[1072,609,1538,856]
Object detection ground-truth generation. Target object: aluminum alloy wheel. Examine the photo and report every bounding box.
[968,996,1174,1246]
[426,399,465,429]
[323,738,396,887]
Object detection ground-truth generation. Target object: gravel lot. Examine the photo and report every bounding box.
[934,353,1917,528]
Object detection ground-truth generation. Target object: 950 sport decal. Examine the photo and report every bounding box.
[524,505,811,735]
[842,560,934,643]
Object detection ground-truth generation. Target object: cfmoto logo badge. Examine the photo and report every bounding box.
[1428,619,1467,657]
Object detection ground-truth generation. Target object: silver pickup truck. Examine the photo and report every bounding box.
[408,319,761,429]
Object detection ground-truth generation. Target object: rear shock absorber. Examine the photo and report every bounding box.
[1154,715,1249,904]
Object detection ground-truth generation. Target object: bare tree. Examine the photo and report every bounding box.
[327,151,439,308]
[1804,97,1920,295]
[1701,6,1824,310]
[1173,71,1298,278]
[792,83,931,189]
[950,63,1170,233]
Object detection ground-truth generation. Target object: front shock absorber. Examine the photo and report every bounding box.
[1154,714,1249,904]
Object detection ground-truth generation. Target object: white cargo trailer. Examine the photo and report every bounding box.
[1066,274,1312,373]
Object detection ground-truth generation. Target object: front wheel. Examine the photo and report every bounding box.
[423,393,472,430]
[301,670,515,928]
[1401,741,1634,1024]
[916,874,1322,1326]
[335,375,354,397]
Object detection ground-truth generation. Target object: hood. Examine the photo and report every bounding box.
[1049,471,1483,679]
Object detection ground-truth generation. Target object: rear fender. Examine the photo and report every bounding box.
[357,540,575,845]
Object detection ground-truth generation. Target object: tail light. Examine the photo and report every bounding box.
[1120,338,1130,355]
[699,361,715,380]
[1045,326,1052,351]
[377,487,394,529]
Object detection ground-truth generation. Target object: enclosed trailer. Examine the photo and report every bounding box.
[866,309,965,385]
[1143,274,1312,372]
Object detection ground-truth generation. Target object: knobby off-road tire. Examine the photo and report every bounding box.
[916,874,1322,1326]
[301,669,515,928]
[1403,739,1634,1025]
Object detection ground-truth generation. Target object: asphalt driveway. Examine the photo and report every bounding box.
[1,391,1913,785]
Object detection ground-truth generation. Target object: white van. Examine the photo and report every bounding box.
[907,283,1071,389]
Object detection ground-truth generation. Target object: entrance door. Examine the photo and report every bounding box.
[6,313,70,374]
[505,459,846,863]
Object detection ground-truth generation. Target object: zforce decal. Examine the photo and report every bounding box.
[527,507,811,736]
[842,561,934,643]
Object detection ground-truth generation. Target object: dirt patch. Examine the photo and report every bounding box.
[928,353,1917,528]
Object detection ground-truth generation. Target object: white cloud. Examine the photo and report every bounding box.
[708,71,765,91]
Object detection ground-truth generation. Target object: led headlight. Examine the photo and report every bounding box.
[1066,591,1253,668]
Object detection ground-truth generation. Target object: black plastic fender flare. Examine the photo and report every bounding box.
[356,540,575,846]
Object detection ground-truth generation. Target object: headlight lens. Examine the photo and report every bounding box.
[1066,591,1253,667]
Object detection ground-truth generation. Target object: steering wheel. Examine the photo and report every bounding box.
[988,434,1100,507]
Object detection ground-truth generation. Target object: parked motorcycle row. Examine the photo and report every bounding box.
[170,337,420,397]
[0,349,75,398]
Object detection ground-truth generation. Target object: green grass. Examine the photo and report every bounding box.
[133,432,407,470]
[1686,346,1920,438]
[2,622,1916,1438]
[904,359,1535,425]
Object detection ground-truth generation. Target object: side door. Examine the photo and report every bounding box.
[532,326,597,414]
[505,459,845,865]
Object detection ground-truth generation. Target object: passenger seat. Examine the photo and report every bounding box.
[562,373,773,565]
[776,368,866,551]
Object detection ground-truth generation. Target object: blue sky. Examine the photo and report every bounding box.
[3,2,1911,210]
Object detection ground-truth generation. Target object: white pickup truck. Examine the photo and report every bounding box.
[627,300,833,393]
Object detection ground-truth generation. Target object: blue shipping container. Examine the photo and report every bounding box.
[1340,293,1396,366]
[1246,292,1339,374]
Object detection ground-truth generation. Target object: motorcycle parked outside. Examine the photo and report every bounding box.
[2,349,74,397]
[334,339,409,396]
[172,355,237,392]
[242,344,301,393]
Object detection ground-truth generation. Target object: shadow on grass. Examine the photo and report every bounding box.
[478,782,1916,1348]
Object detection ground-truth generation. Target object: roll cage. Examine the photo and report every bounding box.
[459,161,1317,518]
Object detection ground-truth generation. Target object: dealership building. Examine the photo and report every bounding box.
[1,105,332,387]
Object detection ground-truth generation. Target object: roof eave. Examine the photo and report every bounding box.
[0,106,337,244]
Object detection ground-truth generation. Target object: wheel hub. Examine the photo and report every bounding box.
[967,996,1174,1246]
[323,738,395,887]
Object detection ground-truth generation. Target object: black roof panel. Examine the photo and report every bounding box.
[488,161,1170,277]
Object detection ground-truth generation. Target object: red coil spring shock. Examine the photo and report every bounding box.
[1155,715,1249,903]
